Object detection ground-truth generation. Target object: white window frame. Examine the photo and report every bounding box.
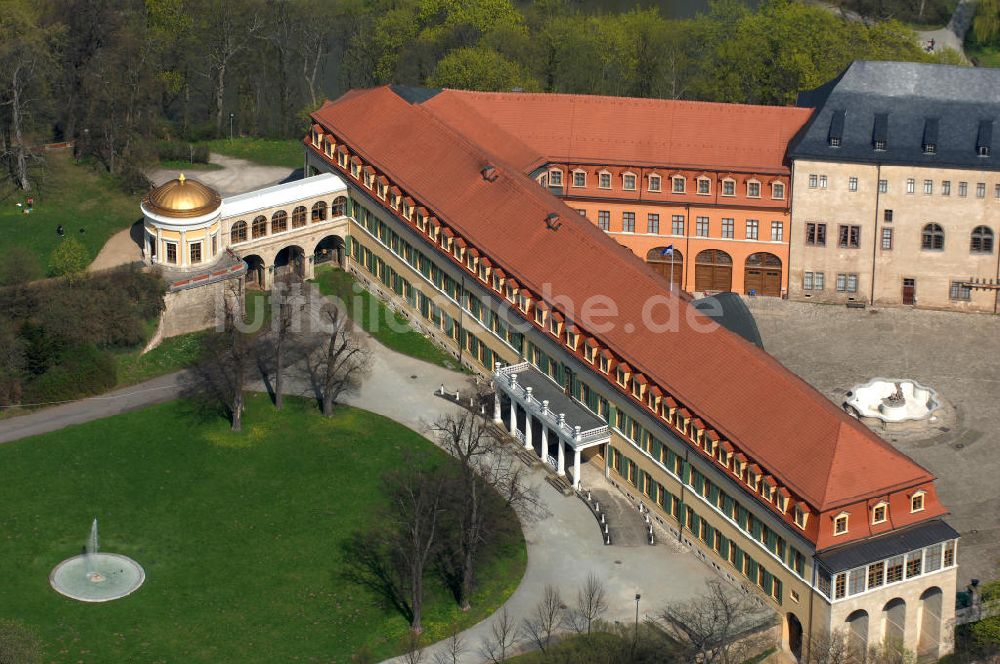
[771,182,785,199]
[648,174,662,192]
[548,169,564,187]
[697,177,712,195]
[746,179,762,198]
[598,170,612,189]
[622,172,637,191]
[721,178,736,197]
[571,169,587,188]
[872,501,888,524]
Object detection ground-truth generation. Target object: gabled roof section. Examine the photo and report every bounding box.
[792,60,1000,169]
[311,86,936,518]
[421,89,813,173]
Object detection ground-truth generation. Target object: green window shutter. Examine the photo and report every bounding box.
[681,461,691,484]
[751,518,762,539]
[773,578,783,605]
[719,534,729,558]
[762,569,773,594]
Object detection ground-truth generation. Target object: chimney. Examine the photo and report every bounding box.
[545,212,561,230]
[481,164,499,182]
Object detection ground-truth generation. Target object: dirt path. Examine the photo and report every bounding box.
[146,152,296,197]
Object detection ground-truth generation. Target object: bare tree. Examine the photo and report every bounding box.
[306,303,371,417]
[189,281,253,431]
[386,465,447,634]
[431,409,543,610]
[203,0,262,134]
[479,606,519,664]
[805,629,851,664]
[657,580,774,664]
[566,573,608,636]
[432,624,467,664]
[521,585,565,654]
[270,280,302,410]
[400,631,425,664]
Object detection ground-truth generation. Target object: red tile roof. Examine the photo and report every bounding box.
[310,86,939,532]
[422,89,815,173]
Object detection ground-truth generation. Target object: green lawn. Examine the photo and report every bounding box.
[199,138,304,169]
[113,330,208,387]
[966,39,1000,67]
[0,153,142,276]
[0,395,526,663]
[312,265,466,372]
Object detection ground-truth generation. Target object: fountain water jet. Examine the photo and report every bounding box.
[50,519,145,602]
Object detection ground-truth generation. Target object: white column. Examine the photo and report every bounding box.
[493,390,502,424]
[525,412,533,450]
[509,399,517,437]
[573,449,582,490]
[143,232,151,263]
[557,437,565,476]
[180,230,187,267]
[540,424,548,462]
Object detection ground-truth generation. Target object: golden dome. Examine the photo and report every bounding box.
[142,173,221,218]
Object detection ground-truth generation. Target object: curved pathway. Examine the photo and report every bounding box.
[0,285,716,664]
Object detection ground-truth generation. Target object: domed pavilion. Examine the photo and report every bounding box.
[141,174,224,269]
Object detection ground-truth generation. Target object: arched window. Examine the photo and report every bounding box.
[251,215,267,239]
[292,206,307,228]
[311,200,328,222]
[230,220,248,244]
[331,196,347,217]
[921,223,944,251]
[971,225,994,253]
[272,210,288,234]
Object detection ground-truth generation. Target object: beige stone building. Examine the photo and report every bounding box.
[789,61,1000,312]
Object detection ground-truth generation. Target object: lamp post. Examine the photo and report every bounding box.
[229,113,235,141]
[634,593,641,650]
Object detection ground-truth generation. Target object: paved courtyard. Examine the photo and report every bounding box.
[746,297,1000,585]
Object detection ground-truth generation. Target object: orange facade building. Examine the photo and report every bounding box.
[428,91,814,296]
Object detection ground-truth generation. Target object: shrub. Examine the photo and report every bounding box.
[155,140,210,164]
[22,343,116,404]
[48,237,90,278]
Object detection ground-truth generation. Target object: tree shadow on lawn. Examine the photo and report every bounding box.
[338,533,414,624]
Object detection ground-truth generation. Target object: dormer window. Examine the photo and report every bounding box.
[615,363,631,387]
[598,350,611,374]
[834,512,849,535]
[548,169,563,187]
[794,504,809,529]
[572,170,586,187]
[911,491,925,513]
[697,177,711,195]
[598,171,612,189]
[311,126,322,147]
[872,502,888,524]
[721,178,736,197]
[623,173,637,191]
[534,301,549,327]
[565,326,579,350]
[978,120,993,158]
[492,270,505,292]
[772,182,785,200]
[777,488,790,513]
[872,112,888,151]
[747,180,761,198]
[549,312,564,337]
[648,174,661,192]
[747,464,762,491]
[505,281,518,303]
[630,375,646,399]
[828,110,845,147]
[584,339,597,363]
[672,176,686,194]
[350,156,361,178]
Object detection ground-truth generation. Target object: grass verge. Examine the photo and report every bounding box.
[0,395,526,663]
[199,138,304,169]
[312,264,466,372]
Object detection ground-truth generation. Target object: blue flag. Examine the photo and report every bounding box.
[661,245,674,256]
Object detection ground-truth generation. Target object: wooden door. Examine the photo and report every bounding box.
[902,278,916,305]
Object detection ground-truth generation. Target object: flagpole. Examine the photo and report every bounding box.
[670,251,675,292]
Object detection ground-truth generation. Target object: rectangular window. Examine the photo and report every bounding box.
[835,573,847,600]
[838,225,861,248]
[803,272,814,290]
[748,181,761,197]
[806,222,827,246]
[879,179,888,193]
[819,175,828,189]
[721,218,734,239]
[722,179,735,196]
[944,541,955,566]
[906,552,923,578]
[549,170,563,187]
[942,180,951,196]
[849,176,858,191]
[623,174,637,190]
[906,178,915,194]
[698,178,711,194]
[599,172,611,189]
[814,272,825,290]
[924,179,933,195]
[849,567,866,596]
[886,555,904,583]
[672,177,685,193]
[884,209,893,222]
[881,227,893,250]
[696,217,710,237]
[649,174,661,192]
[771,221,783,242]
[597,210,610,231]
[847,274,858,292]
[573,171,585,187]
[809,174,818,189]
[746,219,759,240]
[622,212,636,233]
[960,181,968,197]
[647,213,660,234]
[950,281,971,301]
[772,182,785,199]
[190,242,202,264]
[978,182,987,198]
[868,561,885,589]
[165,242,177,264]
[995,184,1000,199]
[671,215,685,236]
[925,544,942,572]
[836,274,846,292]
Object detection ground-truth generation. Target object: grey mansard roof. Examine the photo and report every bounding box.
[790,60,1000,171]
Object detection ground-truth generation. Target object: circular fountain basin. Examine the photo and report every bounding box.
[50,553,145,602]
[844,378,939,424]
